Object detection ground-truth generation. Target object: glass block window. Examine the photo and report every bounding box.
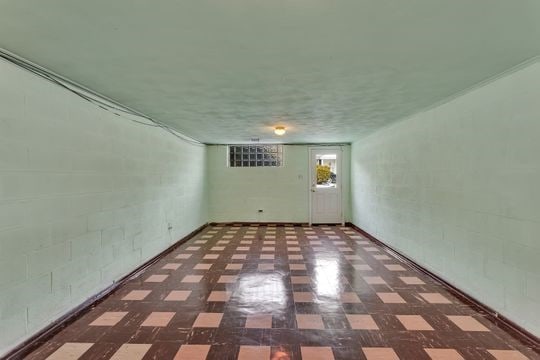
[228,145,283,167]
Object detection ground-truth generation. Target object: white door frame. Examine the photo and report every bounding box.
[308,146,344,226]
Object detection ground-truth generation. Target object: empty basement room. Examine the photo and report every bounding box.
[1,2,540,360]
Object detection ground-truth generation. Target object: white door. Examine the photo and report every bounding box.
[309,147,343,224]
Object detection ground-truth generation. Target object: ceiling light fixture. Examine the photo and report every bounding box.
[274,126,286,136]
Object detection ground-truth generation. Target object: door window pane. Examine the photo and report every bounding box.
[315,154,337,188]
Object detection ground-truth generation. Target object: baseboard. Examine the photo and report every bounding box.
[2,223,209,360]
[210,221,348,227]
[209,222,344,226]
[210,222,310,226]
[346,222,540,349]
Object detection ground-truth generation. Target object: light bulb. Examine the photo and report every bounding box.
[274,126,286,135]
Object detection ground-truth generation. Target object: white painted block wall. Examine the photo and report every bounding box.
[208,145,351,223]
[0,59,208,354]
[350,60,540,335]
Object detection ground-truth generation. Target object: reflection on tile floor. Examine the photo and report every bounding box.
[27,225,539,360]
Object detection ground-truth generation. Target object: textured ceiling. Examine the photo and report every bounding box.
[1,0,540,144]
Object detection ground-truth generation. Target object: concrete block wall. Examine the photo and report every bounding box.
[208,145,351,223]
[0,59,208,354]
[350,59,540,335]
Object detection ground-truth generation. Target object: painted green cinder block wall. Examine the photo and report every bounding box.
[350,60,540,335]
[208,145,351,223]
[0,58,209,355]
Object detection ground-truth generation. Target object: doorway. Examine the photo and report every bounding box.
[309,147,343,225]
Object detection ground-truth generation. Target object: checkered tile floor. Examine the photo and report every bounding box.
[27,225,539,359]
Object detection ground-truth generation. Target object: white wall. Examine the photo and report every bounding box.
[350,60,540,335]
[208,145,350,223]
[0,59,208,355]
